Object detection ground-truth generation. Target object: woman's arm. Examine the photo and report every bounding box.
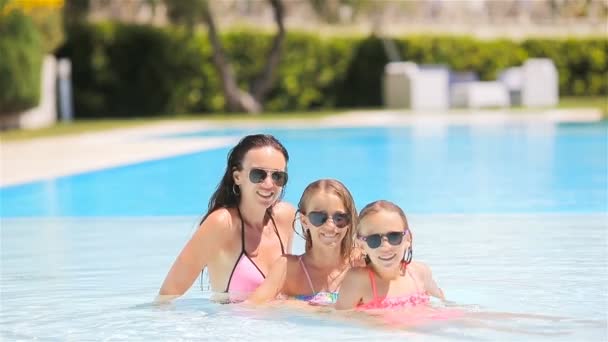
[247,255,291,304]
[335,268,365,310]
[158,209,231,297]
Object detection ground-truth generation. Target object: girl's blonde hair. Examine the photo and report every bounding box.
[357,200,409,232]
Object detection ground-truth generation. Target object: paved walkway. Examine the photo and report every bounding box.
[1,108,602,187]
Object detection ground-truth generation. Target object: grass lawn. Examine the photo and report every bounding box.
[0,111,341,142]
[1,96,605,142]
[557,96,607,114]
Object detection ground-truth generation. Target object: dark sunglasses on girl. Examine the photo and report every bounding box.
[249,168,288,187]
[358,229,410,249]
[306,211,350,229]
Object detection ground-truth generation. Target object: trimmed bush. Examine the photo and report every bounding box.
[58,22,608,117]
[522,38,608,96]
[56,23,217,117]
[0,9,43,114]
[29,7,64,54]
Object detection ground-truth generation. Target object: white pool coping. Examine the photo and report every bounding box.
[1,108,603,187]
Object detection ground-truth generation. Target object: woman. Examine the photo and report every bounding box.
[159,134,295,301]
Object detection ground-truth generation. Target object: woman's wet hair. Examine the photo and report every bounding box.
[296,179,357,260]
[201,134,289,223]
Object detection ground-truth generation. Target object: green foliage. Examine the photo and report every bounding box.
[402,36,528,80]
[62,0,90,26]
[267,32,356,110]
[309,0,371,24]
[336,36,388,107]
[57,23,219,117]
[0,9,43,114]
[59,22,608,117]
[163,0,208,29]
[29,7,64,53]
[522,38,608,96]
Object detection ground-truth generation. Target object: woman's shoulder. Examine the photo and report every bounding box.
[272,201,296,219]
[201,207,233,225]
[197,207,238,238]
[271,201,296,231]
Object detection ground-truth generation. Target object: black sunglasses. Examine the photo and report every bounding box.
[306,211,350,229]
[358,229,409,249]
[249,168,288,187]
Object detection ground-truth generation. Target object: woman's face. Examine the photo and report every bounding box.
[357,211,410,272]
[233,146,287,208]
[302,191,350,251]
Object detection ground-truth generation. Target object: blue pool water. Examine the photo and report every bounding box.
[1,122,607,340]
[1,122,606,217]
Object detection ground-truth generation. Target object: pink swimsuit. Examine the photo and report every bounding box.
[356,269,464,326]
[224,208,285,296]
[293,256,339,305]
[356,268,430,310]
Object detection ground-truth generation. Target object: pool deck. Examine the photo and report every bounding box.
[1,108,602,187]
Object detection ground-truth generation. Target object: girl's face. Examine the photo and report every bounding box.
[233,146,287,208]
[302,191,350,250]
[357,211,410,271]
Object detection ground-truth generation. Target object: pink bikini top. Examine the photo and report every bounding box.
[293,256,339,305]
[224,208,285,296]
[356,268,430,310]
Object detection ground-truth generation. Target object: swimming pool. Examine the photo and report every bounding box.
[1,122,606,340]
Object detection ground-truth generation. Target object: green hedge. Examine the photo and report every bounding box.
[58,22,607,117]
[0,9,43,115]
[56,23,216,117]
[522,38,608,96]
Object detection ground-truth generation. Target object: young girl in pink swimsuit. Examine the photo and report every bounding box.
[336,200,444,311]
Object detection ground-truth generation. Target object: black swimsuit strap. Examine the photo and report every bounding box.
[224,207,285,293]
[239,206,285,255]
[225,207,247,292]
[267,210,286,254]
[236,206,246,254]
